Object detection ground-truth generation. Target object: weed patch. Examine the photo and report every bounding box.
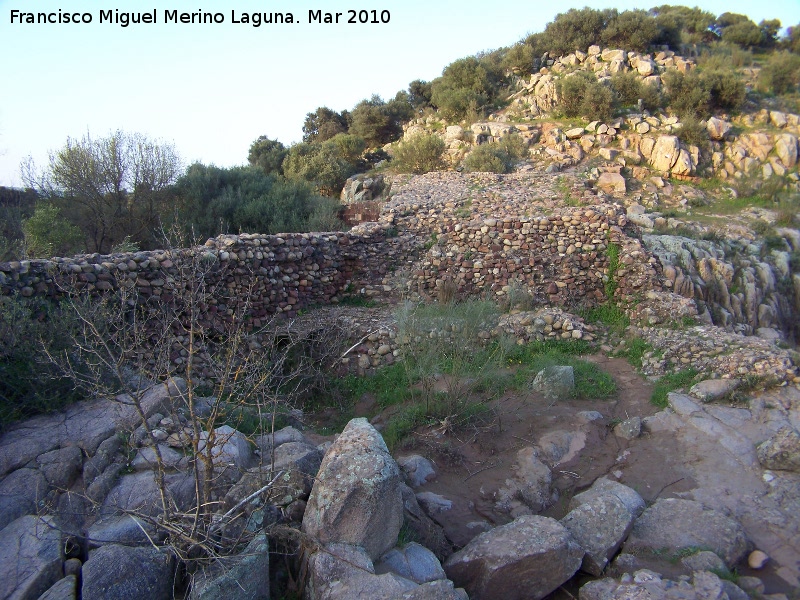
[651,369,699,407]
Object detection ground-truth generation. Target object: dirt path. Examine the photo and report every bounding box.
[381,354,693,549]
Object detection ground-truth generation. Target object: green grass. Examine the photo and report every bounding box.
[334,363,412,409]
[651,369,699,408]
[337,295,378,308]
[615,337,655,368]
[506,342,616,400]
[580,303,629,334]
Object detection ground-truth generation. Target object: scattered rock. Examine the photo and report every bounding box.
[36,446,83,489]
[569,478,645,518]
[680,550,727,573]
[624,498,748,567]
[82,544,174,600]
[376,542,446,584]
[302,418,403,561]
[397,455,437,487]
[416,492,453,516]
[304,542,417,600]
[532,366,574,399]
[561,493,635,576]
[0,468,48,530]
[757,428,800,472]
[189,533,269,599]
[748,549,769,569]
[444,515,583,600]
[690,378,740,403]
[38,575,78,600]
[613,417,641,440]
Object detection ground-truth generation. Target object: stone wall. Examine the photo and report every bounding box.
[0,229,406,325]
[404,205,661,306]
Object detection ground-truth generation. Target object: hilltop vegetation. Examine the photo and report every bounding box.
[2,5,799,259]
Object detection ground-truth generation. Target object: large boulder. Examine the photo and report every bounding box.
[37,575,78,600]
[624,498,748,567]
[35,446,83,489]
[0,515,62,600]
[444,515,583,600]
[100,470,196,518]
[302,418,403,561]
[650,135,681,173]
[82,544,174,600]
[0,468,48,530]
[561,493,635,575]
[189,533,269,599]
[706,117,732,141]
[304,542,417,600]
[198,426,255,472]
[531,366,574,399]
[756,427,800,472]
[775,133,798,168]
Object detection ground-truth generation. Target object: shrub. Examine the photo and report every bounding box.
[600,9,659,52]
[247,136,286,175]
[0,296,86,430]
[464,135,528,174]
[392,134,446,174]
[676,115,710,151]
[582,82,614,122]
[283,136,363,196]
[22,204,83,258]
[557,73,613,121]
[430,55,507,122]
[663,69,744,118]
[703,70,746,112]
[464,145,506,173]
[610,72,662,111]
[610,72,644,107]
[663,70,710,118]
[758,51,800,95]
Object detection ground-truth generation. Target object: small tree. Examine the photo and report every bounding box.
[247,136,287,176]
[22,130,181,253]
[392,134,446,174]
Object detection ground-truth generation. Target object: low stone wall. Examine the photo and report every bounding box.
[0,229,407,324]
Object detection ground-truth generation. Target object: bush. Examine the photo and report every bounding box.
[464,145,506,173]
[557,73,613,121]
[392,134,446,174]
[610,72,662,111]
[0,296,86,430]
[600,9,659,52]
[430,56,505,121]
[283,136,364,196]
[663,69,744,118]
[758,51,800,95]
[22,204,83,258]
[676,115,710,151]
[173,164,342,238]
[464,135,528,174]
[703,70,746,111]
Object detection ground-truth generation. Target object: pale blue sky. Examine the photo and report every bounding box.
[1,0,798,186]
